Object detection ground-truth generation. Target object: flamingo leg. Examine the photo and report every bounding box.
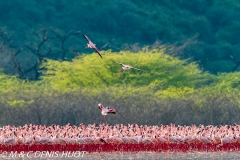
[100,115,103,124]
[104,116,108,124]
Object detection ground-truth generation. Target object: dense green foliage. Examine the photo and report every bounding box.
[0,0,240,74]
[0,50,240,126]
[41,49,209,89]
[1,0,240,125]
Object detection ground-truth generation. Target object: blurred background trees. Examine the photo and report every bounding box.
[1,0,240,75]
[1,0,240,126]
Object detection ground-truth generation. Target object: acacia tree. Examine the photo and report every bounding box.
[0,27,82,80]
[0,27,24,77]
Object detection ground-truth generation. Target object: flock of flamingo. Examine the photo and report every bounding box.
[0,123,240,152]
[1,34,239,153]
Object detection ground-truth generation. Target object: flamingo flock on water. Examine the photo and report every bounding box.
[1,123,240,147]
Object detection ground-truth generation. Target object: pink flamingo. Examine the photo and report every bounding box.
[112,60,142,71]
[158,136,168,143]
[94,137,106,144]
[39,137,51,144]
[82,34,103,58]
[199,133,213,144]
[52,134,60,144]
[217,134,232,149]
[4,137,16,145]
[98,103,116,123]
[142,135,153,144]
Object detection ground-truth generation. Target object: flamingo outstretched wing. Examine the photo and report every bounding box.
[108,108,116,114]
[112,60,124,66]
[131,66,142,71]
[93,47,103,59]
[98,103,105,111]
[82,34,91,42]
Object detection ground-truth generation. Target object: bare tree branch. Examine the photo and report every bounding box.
[49,29,81,60]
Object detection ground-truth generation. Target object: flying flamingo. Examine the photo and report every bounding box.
[112,60,142,71]
[82,34,103,59]
[98,103,116,123]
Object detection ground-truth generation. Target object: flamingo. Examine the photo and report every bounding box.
[182,134,192,143]
[169,135,179,143]
[59,138,67,145]
[4,137,16,145]
[98,103,116,123]
[66,136,76,144]
[113,137,124,144]
[16,134,24,144]
[134,135,143,143]
[4,132,16,145]
[158,136,168,143]
[104,136,116,144]
[217,135,232,149]
[82,34,102,59]
[39,137,50,144]
[94,137,106,144]
[112,60,142,71]
[121,136,129,144]
[24,137,34,145]
[199,133,213,144]
[142,135,153,144]
[52,134,60,144]
[128,136,138,144]
[83,137,94,144]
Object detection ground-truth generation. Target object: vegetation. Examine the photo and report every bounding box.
[0,50,240,126]
[1,0,240,75]
[0,1,240,126]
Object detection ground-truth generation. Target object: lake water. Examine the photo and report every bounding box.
[81,151,240,160]
[2,151,240,159]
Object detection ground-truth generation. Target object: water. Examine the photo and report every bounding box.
[81,151,240,160]
[30,151,239,160]
[2,151,240,159]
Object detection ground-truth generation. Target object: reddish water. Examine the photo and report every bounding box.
[0,143,239,152]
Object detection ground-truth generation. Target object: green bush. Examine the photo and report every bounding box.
[1,49,240,126]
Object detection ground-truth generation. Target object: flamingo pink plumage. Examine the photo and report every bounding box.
[82,34,103,59]
[98,103,116,115]
[98,103,116,124]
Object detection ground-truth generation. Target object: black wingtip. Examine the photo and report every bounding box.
[111,60,121,65]
[98,53,103,59]
[82,34,88,40]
